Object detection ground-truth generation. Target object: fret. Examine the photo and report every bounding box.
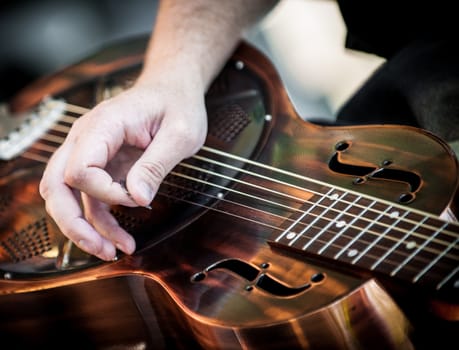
[319,195,380,258]
[276,188,349,251]
[386,216,458,288]
[370,210,410,272]
[350,203,391,264]
[437,265,459,291]
[297,191,347,251]
[319,198,375,257]
[434,221,459,290]
[301,192,362,252]
[415,236,457,284]
[390,221,445,277]
[275,187,335,244]
[409,221,458,290]
[270,176,459,295]
[333,205,412,272]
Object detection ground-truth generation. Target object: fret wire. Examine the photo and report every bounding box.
[59,114,79,123]
[389,221,448,278]
[172,167,457,268]
[317,195,364,255]
[198,149,458,249]
[436,264,459,290]
[159,182,437,277]
[329,199,376,259]
[22,101,458,250]
[14,100,459,262]
[200,153,456,258]
[415,235,458,285]
[390,221,447,277]
[162,179,402,269]
[27,99,458,247]
[275,187,335,244]
[301,191,348,251]
[350,205,391,264]
[370,211,410,270]
[166,180,458,286]
[201,146,457,240]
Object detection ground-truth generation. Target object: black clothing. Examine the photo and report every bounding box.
[333,3,458,350]
[337,1,455,59]
[334,1,459,144]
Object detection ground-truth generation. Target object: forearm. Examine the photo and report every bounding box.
[139,0,278,91]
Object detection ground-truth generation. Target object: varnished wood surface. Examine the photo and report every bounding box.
[0,36,457,349]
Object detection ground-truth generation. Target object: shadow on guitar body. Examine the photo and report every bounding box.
[0,35,457,349]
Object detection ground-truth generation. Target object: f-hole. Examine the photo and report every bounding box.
[329,141,421,204]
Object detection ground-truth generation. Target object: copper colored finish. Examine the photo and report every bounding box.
[0,36,457,349]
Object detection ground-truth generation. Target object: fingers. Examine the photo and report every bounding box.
[82,193,136,256]
[126,110,207,207]
[63,105,137,207]
[40,145,120,261]
[40,101,139,260]
[40,85,207,261]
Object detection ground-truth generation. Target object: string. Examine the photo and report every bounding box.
[31,104,458,240]
[165,165,458,267]
[18,103,459,273]
[156,181,413,272]
[21,104,459,248]
[155,179,458,284]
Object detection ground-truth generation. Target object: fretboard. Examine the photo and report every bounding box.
[271,187,459,296]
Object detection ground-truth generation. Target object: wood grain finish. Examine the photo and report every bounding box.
[0,36,457,349]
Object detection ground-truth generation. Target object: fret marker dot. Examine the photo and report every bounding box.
[406,241,416,250]
[347,249,358,257]
[336,220,346,228]
[286,232,296,240]
[389,211,400,219]
[217,192,224,199]
[330,193,340,200]
[454,280,459,289]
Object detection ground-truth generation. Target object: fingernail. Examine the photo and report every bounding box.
[139,181,154,205]
[115,242,125,253]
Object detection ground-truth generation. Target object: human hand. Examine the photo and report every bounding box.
[39,73,208,261]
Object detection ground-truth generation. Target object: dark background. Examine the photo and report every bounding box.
[0,0,157,102]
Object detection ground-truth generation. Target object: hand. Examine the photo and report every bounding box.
[39,73,208,261]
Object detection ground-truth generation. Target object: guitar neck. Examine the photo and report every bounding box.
[270,186,459,299]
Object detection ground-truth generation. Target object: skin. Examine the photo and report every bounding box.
[39,0,278,261]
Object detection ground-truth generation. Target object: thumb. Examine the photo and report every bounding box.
[126,123,204,207]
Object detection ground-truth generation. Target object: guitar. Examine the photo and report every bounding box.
[0,35,457,350]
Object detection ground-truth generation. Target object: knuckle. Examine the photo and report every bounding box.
[140,160,169,185]
[173,121,206,155]
[38,179,49,199]
[92,99,112,114]
[64,168,87,188]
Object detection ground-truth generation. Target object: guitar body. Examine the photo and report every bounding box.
[0,36,457,349]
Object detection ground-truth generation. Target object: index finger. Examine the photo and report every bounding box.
[40,144,118,260]
[63,118,136,207]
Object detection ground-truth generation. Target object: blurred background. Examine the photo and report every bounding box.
[0,0,384,122]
